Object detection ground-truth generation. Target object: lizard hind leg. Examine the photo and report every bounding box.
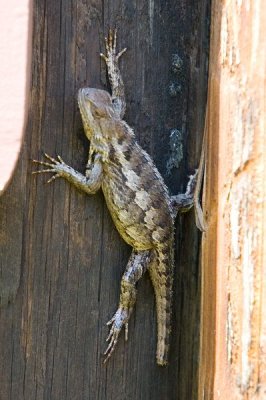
[170,170,198,218]
[170,169,206,231]
[104,249,151,363]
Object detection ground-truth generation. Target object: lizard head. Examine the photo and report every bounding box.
[78,88,116,140]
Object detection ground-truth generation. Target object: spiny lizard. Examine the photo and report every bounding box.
[33,29,203,366]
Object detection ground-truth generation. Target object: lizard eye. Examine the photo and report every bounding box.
[94,109,101,117]
[90,103,104,117]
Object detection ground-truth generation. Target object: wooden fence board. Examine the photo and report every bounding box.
[0,1,209,399]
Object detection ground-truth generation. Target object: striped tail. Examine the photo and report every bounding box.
[148,246,174,365]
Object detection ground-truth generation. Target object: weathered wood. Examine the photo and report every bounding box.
[198,0,266,399]
[0,1,209,399]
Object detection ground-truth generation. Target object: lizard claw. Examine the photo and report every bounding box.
[104,328,120,363]
[103,308,129,364]
[104,325,120,364]
[32,153,65,184]
[105,27,116,52]
[117,47,127,60]
[44,152,57,164]
[46,174,60,184]
[112,27,117,50]
[106,315,115,326]
[100,28,127,64]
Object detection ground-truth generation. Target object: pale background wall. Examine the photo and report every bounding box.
[0,0,32,192]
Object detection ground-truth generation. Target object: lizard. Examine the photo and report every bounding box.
[33,29,204,366]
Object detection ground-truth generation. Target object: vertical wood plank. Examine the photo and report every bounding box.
[198,0,266,398]
[0,1,209,399]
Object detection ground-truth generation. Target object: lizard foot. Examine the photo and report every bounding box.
[32,153,66,184]
[100,28,127,64]
[103,307,129,364]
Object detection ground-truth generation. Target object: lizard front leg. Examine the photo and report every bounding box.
[104,249,151,363]
[32,153,103,194]
[100,28,127,118]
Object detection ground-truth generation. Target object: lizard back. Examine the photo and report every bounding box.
[98,118,175,251]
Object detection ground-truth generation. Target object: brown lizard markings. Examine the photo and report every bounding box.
[33,29,203,365]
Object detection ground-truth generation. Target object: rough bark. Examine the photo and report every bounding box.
[0,1,209,399]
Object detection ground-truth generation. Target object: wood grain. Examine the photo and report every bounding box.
[0,1,209,399]
[198,1,266,398]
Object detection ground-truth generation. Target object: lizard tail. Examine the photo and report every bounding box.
[148,246,174,366]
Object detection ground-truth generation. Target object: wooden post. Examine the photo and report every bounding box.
[0,1,209,398]
[198,0,266,398]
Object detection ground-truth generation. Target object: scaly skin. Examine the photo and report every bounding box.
[33,29,199,365]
